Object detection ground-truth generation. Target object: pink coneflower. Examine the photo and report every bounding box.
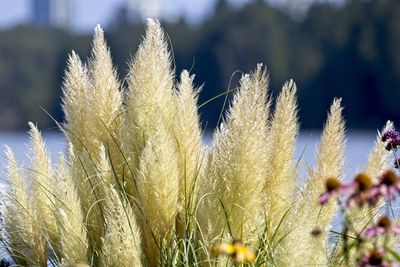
[347,173,374,207]
[319,177,352,205]
[366,170,400,205]
[364,216,400,238]
[359,249,390,267]
[376,170,400,200]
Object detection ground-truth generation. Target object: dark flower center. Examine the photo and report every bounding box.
[325,177,340,192]
[310,228,322,237]
[381,170,398,186]
[377,216,391,229]
[355,173,372,191]
[368,250,383,265]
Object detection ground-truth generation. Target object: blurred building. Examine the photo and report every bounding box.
[31,0,72,28]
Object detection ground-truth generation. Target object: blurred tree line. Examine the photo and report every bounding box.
[0,0,400,130]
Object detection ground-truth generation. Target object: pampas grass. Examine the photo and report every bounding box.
[4,147,36,266]
[279,98,346,266]
[1,19,397,267]
[136,124,180,265]
[61,51,91,155]
[28,122,58,255]
[197,64,269,246]
[54,154,88,266]
[264,79,299,238]
[100,187,142,267]
[174,70,203,232]
[124,19,176,191]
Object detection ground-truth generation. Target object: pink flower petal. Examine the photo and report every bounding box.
[367,186,380,197]
[391,226,400,235]
[337,183,356,195]
[318,192,331,205]
[364,227,378,237]
[364,227,385,238]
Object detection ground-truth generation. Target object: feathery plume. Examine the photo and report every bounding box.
[62,26,123,165]
[136,124,180,266]
[4,146,29,228]
[28,122,58,248]
[54,154,89,265]
[100,187,142,267]
[67,144,103,256]
[87,25,124,164]
[61,51,91,153]
[198,65,270,244]
[4,147,34,265]
[96,144,117,190]
[280,99,345,266]
[124,19,176,197]
[4,146,49,266]
[264,79,299,234]
[61,53,103,252]
[174,70,203,231]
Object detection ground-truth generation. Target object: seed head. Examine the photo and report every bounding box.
[325,177,341,192]
[377,216,391,229]
[368,250,383,265]
[381,170,398,186]
[355,173,373,191]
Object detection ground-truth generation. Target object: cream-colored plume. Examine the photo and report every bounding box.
[136,124,180,265]
[28,122,58,245]
[4,147,38,265]
[280,99,345,266]
[174,70,203,230]
[62,26,123,164]
[4,147,29,232]
[264,79,299,235]
[61,51,90,153]
[67,144,103,255]
[364,121,393,179]
[61,29,124,256]
[54,154,88,265]
[96,144,117,190]
[100,187,142,267]
[88,25,122,121]
[124,19,176,196]
[87,25,124,163]
[198,65,270,244]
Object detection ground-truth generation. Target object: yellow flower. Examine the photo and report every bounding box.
[211,240,256,263]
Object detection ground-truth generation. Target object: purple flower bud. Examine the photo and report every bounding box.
[382,130,399,142]
[382,130,400,151]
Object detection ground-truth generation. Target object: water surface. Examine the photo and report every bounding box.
[0,130,380,181]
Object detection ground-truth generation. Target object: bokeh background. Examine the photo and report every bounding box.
[0,0,400,131]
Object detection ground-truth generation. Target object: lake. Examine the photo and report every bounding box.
[0,130,383,183]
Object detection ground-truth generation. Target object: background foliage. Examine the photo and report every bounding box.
[0,0,400,130]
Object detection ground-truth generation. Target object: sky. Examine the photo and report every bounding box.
[0,0,343,32]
